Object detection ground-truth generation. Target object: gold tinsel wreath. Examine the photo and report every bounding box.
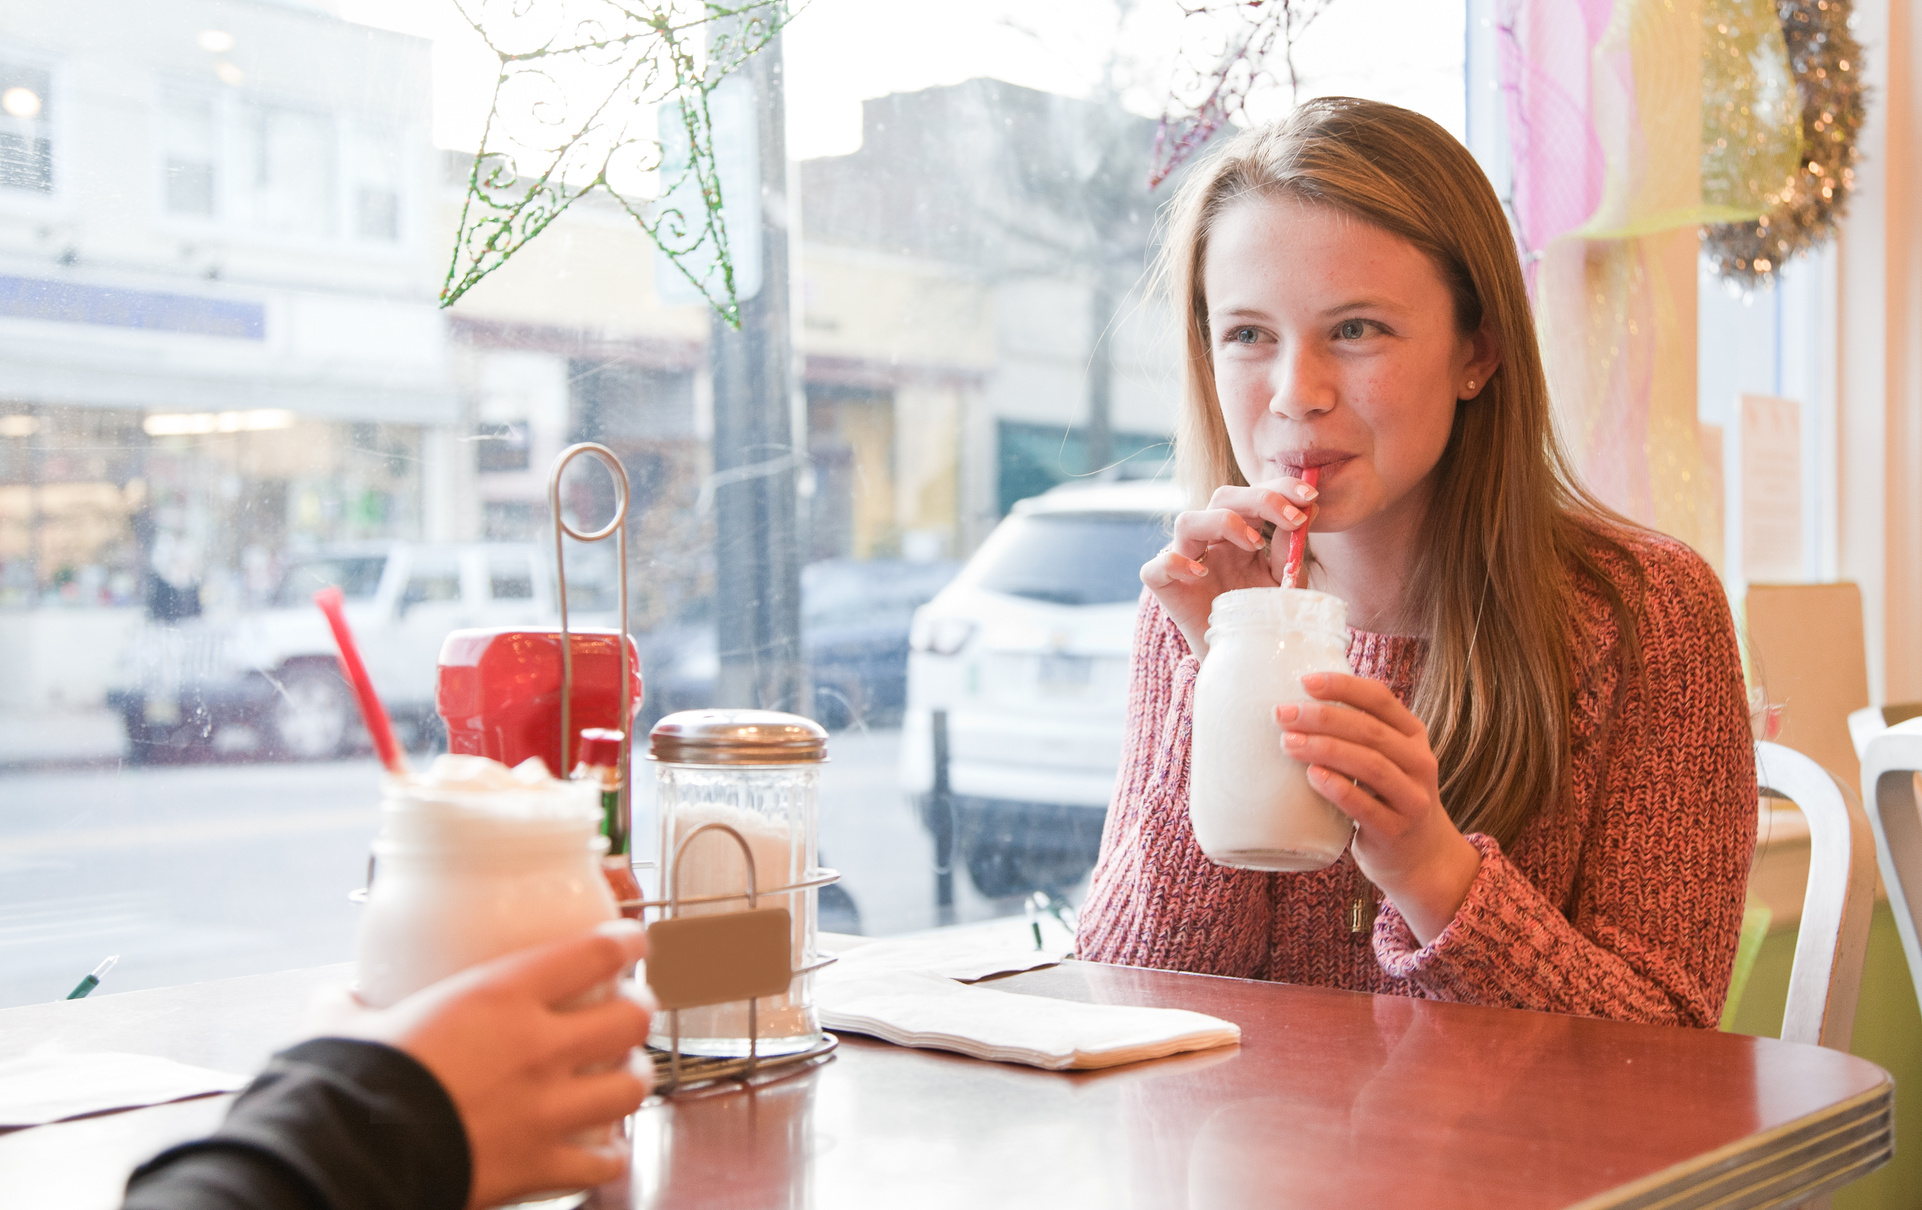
[1702,0,1867,288]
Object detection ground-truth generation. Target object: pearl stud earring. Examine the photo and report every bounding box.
[1465,379,1477,392]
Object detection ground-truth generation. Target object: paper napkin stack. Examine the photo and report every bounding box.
[0,1053,247,1128]
[815,935,1239,1071]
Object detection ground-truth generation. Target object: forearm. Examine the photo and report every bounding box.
[125,1039,471,1210]
[1374,836,1739,1027]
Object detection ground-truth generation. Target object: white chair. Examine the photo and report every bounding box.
[1757,741,1878,1051]
[1860,719,1922,1017]
[1849,703,1922,765]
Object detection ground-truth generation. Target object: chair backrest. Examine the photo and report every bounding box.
[1861,720,1922,1018]
[1756,741,1878,1050]
[1746,583,1871,790]
[1851,703,1922,764]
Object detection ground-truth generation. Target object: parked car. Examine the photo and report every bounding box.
[638,557,963,732]
[108,542,561,762]
[900,479,1183,898]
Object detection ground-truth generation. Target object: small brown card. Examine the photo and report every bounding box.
[645,907,793,1010]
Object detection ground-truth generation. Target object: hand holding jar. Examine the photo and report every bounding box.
[1278,671,1483,945]
[311,921,655,1209]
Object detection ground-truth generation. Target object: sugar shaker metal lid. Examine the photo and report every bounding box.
[648,709,829,765]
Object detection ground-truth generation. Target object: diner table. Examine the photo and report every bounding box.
[0,957,1893,1209]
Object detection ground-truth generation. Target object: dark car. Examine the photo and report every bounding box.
[638,557,962,731]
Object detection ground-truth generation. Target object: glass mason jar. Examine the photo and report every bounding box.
[355,775,617,1009]
[1189,587,1356,872]
[648,709,827,1058]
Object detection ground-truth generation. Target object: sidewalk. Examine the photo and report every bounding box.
[0,709,126,768]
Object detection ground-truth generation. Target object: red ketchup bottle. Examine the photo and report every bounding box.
[574,726,643,916]
[435,627,643,776]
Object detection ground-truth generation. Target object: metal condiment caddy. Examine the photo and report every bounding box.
[549,445,839,1096]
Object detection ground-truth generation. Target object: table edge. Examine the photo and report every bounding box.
[1567,1078,1895,1209]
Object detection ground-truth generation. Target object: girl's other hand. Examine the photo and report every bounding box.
[1275,672,1482,945]
[1140,478,1319,658]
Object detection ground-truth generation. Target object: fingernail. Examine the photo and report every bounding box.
[1302,672,1326,690]
[1283,731,1306,749]
[1276,703,1299,723]
[1189,559,1209,576]
[1305,764,1328,783]
[1283,506,1305,525]
[1297,484,1319,502]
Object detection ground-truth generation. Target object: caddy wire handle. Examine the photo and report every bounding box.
[548,442,631,796]
[666,820,760,1089]
[646,821,842,1095]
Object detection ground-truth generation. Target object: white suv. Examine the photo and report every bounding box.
[109,542,565,762]
[900,479,1183,898]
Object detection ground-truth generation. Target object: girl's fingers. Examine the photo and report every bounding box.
[1170,507,1267,558]
[1208,483,1315,531]
[1274,699,1408,757]
[1140,550,1209,590]
[1305,764,1398,832]
[1299,671,1424,738]
[1285,731,1423,815]
[1247,476,1322,507]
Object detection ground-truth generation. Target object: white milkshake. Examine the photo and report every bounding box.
[355,754,617,1009]
[1189,587,1355,872]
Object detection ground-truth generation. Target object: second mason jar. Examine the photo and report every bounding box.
[648,709,828,1058]
[1189,586,1356,872]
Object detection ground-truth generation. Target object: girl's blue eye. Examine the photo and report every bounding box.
[1231,327,1260,344]
[1337,319,1368,340]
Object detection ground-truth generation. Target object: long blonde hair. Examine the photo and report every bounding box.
[1160,97,1640,847]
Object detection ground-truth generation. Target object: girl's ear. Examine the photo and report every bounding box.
[1461,323,1501,398]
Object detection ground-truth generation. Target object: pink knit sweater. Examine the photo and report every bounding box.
[1076,528,1758,1028]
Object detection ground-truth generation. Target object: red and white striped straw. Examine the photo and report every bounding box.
[1284,465,1320,589]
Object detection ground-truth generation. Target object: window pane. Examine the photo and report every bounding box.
[0,60,51,193]
[158,86,218,216]
[237,102,335,234]
[272,556,387,607]
[0,1,1465,1007]
[966,514,1169,606]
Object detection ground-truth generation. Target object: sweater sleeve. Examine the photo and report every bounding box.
[1371,539,1758,1027]
[123,1038,471,1210]
[1076,593,1276,977]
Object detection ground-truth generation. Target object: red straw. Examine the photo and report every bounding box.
[313,586,407,776]
[1285,466,1320,589]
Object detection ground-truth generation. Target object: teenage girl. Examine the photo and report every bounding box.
[1076,98,1757,1027]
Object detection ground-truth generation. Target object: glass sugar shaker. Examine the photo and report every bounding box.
[647,709,828,1058]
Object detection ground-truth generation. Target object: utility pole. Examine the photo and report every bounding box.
[709,23,806,715]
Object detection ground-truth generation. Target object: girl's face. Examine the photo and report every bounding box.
[1202,196,1494,536]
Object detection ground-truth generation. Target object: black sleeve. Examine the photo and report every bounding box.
[123,1038,471,1210]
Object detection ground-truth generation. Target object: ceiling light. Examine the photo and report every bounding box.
[1,87,41,119]
[197,29,235,53]
[215,62,246,87]
[0,414,38,437]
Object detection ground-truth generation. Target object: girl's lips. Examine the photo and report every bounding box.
[1274,453,1354,478]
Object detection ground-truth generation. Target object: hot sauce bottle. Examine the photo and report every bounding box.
[575,727,643,917]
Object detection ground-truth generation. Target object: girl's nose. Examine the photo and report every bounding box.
[1267,340,1337,418]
